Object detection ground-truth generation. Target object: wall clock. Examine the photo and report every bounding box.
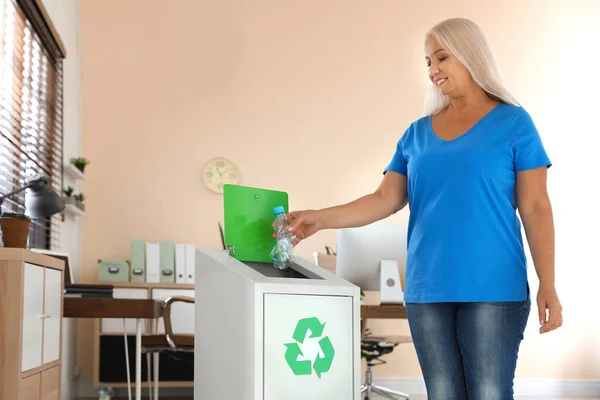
[202,157,240,194]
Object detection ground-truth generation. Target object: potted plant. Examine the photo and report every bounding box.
[74,193,85,211]
[70,157,90,173]
[325,245,336,256]
[0,212,31,248]
[62,186,75,206]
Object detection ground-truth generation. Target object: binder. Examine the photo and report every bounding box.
[175,244,186,284]
[159,240,176,283]
[223,184,289,263]
[185,244,195,284]
[130,239,146,282]
[146,242,160,283]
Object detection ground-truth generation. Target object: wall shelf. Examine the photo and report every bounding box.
[64,163,86,181]
[64,204,85,217]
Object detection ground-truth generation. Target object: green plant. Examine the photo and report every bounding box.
[74,193,85,202]
[63,186,74,197]
[70,157,90,172]
[324,245,337,256]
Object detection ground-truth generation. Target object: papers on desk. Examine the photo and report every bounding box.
[64,284,114,298]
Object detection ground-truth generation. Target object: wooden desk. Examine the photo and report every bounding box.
[64,298,163,400]
[64,298,162,318]
[361,304,407,319]
[360,304,407,337]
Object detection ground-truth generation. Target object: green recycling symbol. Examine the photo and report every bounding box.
[284,317,335,379]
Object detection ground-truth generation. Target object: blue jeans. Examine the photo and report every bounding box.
[405,299,531,400]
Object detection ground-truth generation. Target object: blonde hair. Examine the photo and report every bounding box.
[423,18,519,116]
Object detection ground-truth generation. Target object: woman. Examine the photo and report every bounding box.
[284,18,563,399]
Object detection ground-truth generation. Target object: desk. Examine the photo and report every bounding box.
[360,304,407,337]
[64,298,163,400]
[361,304,407,319]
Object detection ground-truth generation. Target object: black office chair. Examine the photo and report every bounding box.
[361,335,411,399]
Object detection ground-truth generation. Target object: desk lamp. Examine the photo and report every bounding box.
[0,175,65,248]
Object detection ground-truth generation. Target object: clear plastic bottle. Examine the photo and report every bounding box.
[270,205,296,269]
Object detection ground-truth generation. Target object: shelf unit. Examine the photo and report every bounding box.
[0,249,65,400]
[93,281,195,391]
[64,204,85,217]
[63,163,86,181]
[62,161,87,220]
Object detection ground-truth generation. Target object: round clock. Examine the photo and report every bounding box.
[202,157,240,194]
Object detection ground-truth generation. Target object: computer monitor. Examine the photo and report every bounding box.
[30,248,74,285]
[336,222,408,304]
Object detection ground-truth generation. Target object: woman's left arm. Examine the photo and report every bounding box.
[516,166,563,334]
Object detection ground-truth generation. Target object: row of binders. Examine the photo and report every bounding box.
[131,240,196,284]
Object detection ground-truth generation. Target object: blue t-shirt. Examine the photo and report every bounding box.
[384,103,551,303]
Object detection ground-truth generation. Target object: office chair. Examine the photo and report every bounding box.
[141,296,195,400]
[361,335,412,399]
[313,251,411,399]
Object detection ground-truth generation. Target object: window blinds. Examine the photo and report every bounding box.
[0,0,64,249]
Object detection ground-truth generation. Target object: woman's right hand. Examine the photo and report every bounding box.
[272,209,323,245]
[272,171,408,245]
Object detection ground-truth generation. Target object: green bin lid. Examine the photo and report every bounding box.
[223,184,289,263]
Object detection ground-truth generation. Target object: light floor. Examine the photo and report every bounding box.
[77,397,600,399]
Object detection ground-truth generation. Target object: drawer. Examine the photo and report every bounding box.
[41,366,60,400]
[20,373,40,400]
[101,288,148,333]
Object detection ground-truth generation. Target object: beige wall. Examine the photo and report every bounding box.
[79,0,600,383]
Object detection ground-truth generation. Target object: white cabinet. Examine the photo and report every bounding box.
[21,263,44,372]
[152,289,195,334]
[101,288,148,333]
[43,268,62,364]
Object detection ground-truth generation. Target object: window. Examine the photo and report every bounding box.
[0,0,65,249]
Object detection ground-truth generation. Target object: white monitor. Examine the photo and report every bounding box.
[336,222,408,304]
[30,248,74,285]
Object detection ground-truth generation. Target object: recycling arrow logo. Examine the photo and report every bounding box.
[284,317,335,379]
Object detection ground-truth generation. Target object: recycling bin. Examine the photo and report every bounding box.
[194,247,361,400]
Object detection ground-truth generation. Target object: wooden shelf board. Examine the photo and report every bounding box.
[64,203,85,217]
[96,281,195,290]
[98,332,151,336]
[96,381,193,388]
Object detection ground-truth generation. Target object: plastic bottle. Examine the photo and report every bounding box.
[270,205,296,269]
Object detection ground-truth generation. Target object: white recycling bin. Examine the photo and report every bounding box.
[194,248,361,400]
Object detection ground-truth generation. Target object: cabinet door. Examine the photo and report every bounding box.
[263,294,354,400]
[22,263,44,372]
[19,373,41,400]
[41,365,60,400]
[152,289,195,334]
[43,268,62,364]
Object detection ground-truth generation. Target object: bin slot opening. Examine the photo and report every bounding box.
[240,261,323,279]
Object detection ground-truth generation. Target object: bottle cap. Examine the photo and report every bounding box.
[273,206,285,215]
